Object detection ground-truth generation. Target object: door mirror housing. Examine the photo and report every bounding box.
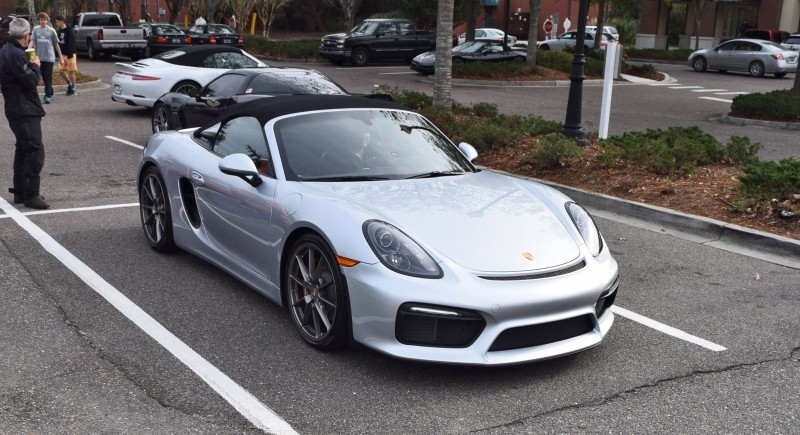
[219,153,262,187]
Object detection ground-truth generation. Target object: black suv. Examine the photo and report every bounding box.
[0,14,31,46]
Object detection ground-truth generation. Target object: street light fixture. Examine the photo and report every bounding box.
[561,0,589,146]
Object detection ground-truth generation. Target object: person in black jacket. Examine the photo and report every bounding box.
[55,15,77,95]
[0,17,50,209]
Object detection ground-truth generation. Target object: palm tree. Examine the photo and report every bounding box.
[432,0,454,112]
[526,0,542,67]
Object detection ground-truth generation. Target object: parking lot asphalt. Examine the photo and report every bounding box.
[1,58,798,433]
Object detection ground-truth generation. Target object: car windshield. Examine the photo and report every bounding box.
[351,21,378,34]
[274,109,475,181]
[206,24,234,34]
[249,71,348,95]
[453,41,488,53]
[152,25,182,34]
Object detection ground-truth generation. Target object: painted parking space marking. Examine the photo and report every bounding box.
[714,91,749,95]
[691,88,727,92]
[106,135,144,150]
[0,197,298,435]
[647,83,679,86]
[699,96,734,103]
[0,203,138,219]
[612,306,727,351]
[668,85,704,90]
[378,71,419,75]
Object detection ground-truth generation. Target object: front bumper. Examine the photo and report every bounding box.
[410,60,433,74]
[319,46,351,61]
[345,250,619,366]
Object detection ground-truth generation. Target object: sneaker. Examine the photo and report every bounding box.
[43,95,52,104]
[24,195,50,209]
[66,88,76,96]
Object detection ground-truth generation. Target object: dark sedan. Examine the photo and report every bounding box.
[151,67,350,132]
[186,24,243,48]
[140,23,192,58]
[410,39,526,74]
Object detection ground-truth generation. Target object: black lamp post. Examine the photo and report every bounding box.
[561,0,589,146]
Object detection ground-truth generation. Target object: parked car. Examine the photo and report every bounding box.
[458,28,518,46]
[585,25,619,40]
[781,33,800,51]
[319,18,436,66]
[151,67,350,132]
[688,38,798,78]
[111,45,266,108]
[410,39,526,74]
[537,30,618,51]
[185,24,243,48]
[73,12,147,60]
[740,29,790,43]
[137,94,619,365]
[140,23,192,58]
[0,14,30,47]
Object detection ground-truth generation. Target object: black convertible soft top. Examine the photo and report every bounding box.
[205,94,409,128]
[152,45,250,66]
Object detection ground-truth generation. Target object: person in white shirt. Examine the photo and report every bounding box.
[195,16,206,25]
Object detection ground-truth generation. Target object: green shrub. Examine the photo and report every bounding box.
[526,133,584,169]
[622,63,657,77]
[724,136,762,166]
[738,158,800,202]
[624,48,693,61]
[456,122,522,150]
[607,17,639,46]
[730,90,800,122]
[600,126,723,175]
[244,36,320,59]
[471,102,499,118]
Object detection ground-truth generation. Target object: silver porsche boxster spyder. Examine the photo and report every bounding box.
[136,95,619,365]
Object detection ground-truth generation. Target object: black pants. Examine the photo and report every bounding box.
[41,61,54,98]
[9,116,45,200]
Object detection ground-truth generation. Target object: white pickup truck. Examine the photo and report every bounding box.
[73,12,147,60]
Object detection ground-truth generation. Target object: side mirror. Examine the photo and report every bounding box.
[458,142,478,162]
[219,153,262,187]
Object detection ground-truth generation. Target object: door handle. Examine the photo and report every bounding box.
[191,171,205,186]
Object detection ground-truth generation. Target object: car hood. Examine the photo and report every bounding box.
[303,171,581,273]
[413,51,435,61]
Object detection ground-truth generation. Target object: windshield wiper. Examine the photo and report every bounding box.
[405,171,465,179]
[300,175,390,182]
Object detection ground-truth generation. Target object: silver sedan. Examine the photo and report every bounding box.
[688,38,798,78]
[137,95,619,365]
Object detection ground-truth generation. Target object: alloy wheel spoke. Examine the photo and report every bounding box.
[314,302,332,331]
[311,303,322,337]
[317,295,336,310]
[295,254,312,283]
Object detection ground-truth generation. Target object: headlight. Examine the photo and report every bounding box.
[363,220,442,278]
[565,202,603,256]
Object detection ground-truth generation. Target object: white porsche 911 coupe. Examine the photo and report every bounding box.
[137,95,619,365]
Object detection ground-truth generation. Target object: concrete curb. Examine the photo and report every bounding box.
[712,113,800,131]
[37,79,108,94]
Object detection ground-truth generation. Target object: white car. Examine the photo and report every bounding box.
[586,25,619,40]
[781,33,800,51]
[459,28,517,46]
[111,45,267,108]
[537,31,619,51]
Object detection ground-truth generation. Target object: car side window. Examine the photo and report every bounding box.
[213,116,272,176]
[398,22,413,35]
[719,42,736,51]
[476,30,486,38]
[201,74,247,98]
[379,22,397,36]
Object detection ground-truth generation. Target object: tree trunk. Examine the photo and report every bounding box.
[593,0,606,49]
[464,0,478,42]
[526,0,541,67]
[433,0,454,112]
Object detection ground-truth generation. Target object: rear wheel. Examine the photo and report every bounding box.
[171,80,200,95]
[139,167,175,252]
[87,42,99,61]
[540,44,550,50]
[511,56,524,63]
[284,234,350,350]
[151,103,171,133]
[144,45,152,58]
[351,47,369,67]
[748,61,765,77]
[692,56,707,72]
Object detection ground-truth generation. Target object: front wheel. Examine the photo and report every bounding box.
[351,47,369,67]
[284,234,350,350]
[748,61,765,77]
[692,56,707,72]
[151,103,171,133]
[774,72,787,78]
[139,166,175,252]
[539,44,550,51]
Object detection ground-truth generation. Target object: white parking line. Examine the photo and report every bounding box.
[714,91,749,95]
[699,97,734,103]
[612,306,727,351]
[0,197,298,435]
[0,203,138,219]
[668,86,704,90]
[106,135,144,150]
[378,71,419,75]
[691,89,727,92]
[647,83,679,86]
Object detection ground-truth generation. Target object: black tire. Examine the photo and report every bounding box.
[144,45,152,58]
[774,72,787,78]
[453,56,464,63]
[748,61,765,77]
[540,44,550,50]
[511,56,525,63]
[151,103,171,133]
[330,59,344,65]
[284,234,350,350]
[351,47,369,67]
[139,166,175,252]
[171,80,200,94]
[692,56,707,72]
[87,41,99,61]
